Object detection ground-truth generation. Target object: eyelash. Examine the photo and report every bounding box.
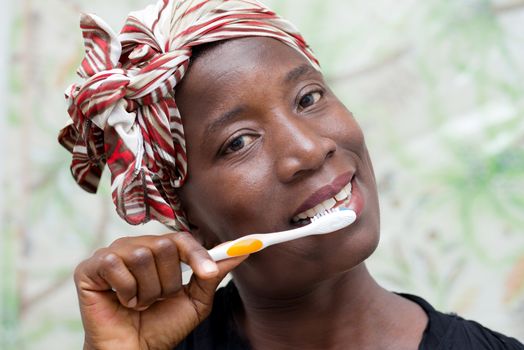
[221,134,257,155]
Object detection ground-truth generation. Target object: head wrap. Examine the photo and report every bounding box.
[59,0,319,230]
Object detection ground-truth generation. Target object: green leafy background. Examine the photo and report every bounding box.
[1,0,523,348]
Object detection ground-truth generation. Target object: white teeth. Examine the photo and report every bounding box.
[292,182,353,223]
[344,182,352,194]
[335,183,352,201]
[313,203,325,215]
[334,190,346,201]
[305,208,316,217]
[323,198,336,209]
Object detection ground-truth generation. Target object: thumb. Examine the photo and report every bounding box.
[185,255,247,320]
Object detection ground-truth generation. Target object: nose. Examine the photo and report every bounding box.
[274,116,337,182]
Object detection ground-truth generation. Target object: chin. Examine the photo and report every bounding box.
[334,225,380,272]
[233,222,380,296]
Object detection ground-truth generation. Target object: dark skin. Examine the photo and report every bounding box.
[74,37,427,350]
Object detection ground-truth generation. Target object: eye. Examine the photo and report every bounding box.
[223,134,257,155]
[298,91,322,109]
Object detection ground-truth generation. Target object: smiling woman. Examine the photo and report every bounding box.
[60,1,524,349]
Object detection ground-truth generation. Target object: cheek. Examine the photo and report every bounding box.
[184,162,276,241]
[324,104,365,152]
[345,112,364,141]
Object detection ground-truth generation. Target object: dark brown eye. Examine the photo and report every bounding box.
[224,135,256,154]
[299,91,322,109]
[228,137,244,152]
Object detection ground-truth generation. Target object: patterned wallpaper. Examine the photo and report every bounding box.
[1,0,523,348]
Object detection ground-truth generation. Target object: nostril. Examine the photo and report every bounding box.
[323,138,337,160]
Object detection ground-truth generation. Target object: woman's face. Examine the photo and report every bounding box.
[176,37,380,295]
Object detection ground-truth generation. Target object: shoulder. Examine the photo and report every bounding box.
[400,293,524,350]
[174,281,250,350]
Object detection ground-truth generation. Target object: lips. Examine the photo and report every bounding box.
[291,182,352,223]
[291,171,354,224]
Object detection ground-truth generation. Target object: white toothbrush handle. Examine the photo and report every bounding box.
[180,209,356,273]
[180,240,241,273]
[257,224,318,246]
[179,225,318,273]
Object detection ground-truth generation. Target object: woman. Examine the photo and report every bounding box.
[60,1,524,349]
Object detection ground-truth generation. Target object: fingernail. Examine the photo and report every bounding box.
[201,260,218,274]
[127,297,137,308]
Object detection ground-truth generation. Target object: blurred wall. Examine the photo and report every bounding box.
[1,0,523,348]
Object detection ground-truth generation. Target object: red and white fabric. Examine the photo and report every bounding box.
[59,0,319,230]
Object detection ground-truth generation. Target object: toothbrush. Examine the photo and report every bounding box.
[180,207,357,272]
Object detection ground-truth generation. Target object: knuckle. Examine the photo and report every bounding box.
[172,230,193,244]
[101,253,120,268]
[98,253,121,278]
[130,246,153,265]
[153,237,177,255]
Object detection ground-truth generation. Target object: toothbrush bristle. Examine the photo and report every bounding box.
[311,207,343,222]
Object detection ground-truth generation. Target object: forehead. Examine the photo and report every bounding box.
[176,37,320,132]
[186,36,314,86]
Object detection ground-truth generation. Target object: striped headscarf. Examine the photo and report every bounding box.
[59,0,319,231]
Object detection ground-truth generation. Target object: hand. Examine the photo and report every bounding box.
[74,232,246,350]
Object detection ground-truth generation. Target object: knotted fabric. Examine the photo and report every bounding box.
[59,0,319,230]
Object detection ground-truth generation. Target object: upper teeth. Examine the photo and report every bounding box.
[292,182,352,222]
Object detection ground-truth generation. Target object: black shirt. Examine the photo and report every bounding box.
[175,281,524,349]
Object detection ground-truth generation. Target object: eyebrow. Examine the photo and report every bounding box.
[203,105,247,144]
[202,64,318,144]
[284,63,319,84]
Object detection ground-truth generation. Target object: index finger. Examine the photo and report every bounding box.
[170,231,219,278]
